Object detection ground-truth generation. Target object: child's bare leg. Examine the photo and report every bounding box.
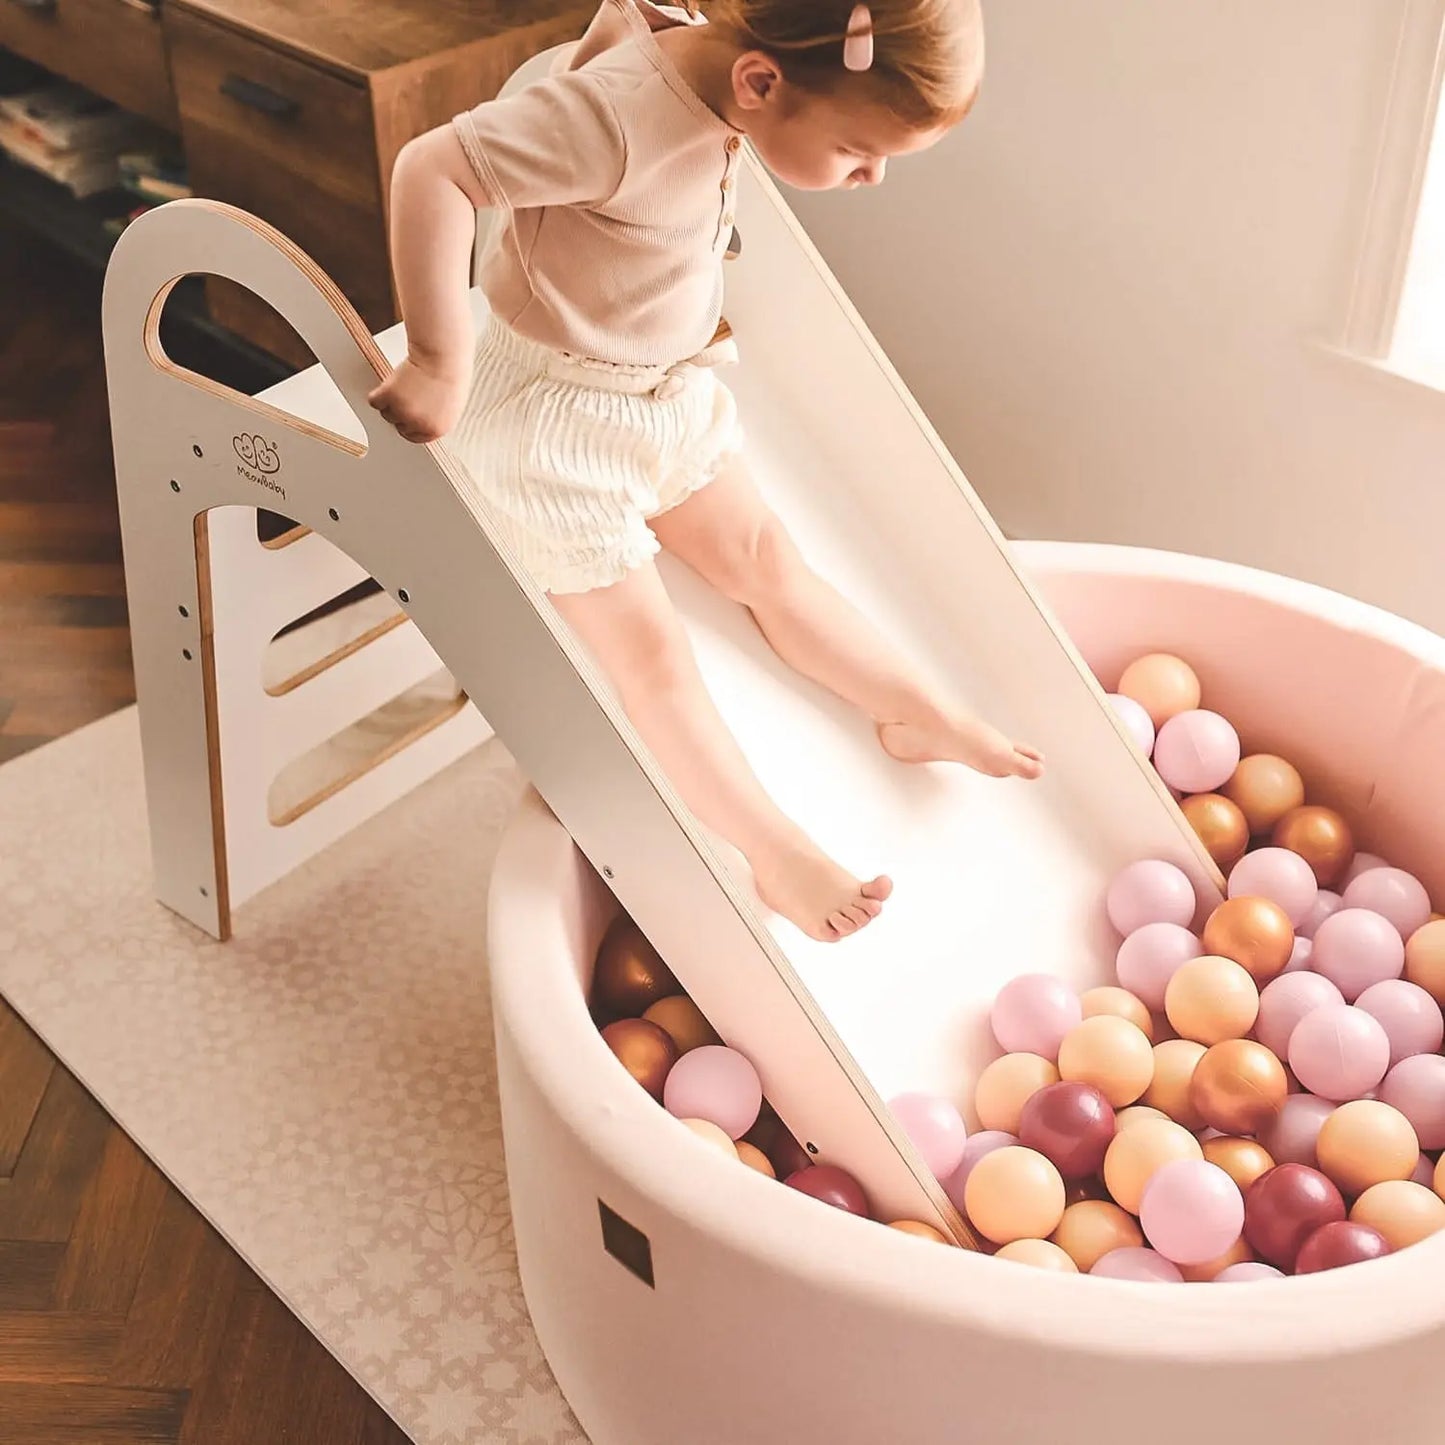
[549,564,892,941]
[651,459,1044,779]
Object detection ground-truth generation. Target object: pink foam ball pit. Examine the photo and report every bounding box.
[1341,868,1433,941]
[1152,710,1242,795]
[1310,909,1406,1002]
[1227,848,1320,927]
[1106,859,1197,936]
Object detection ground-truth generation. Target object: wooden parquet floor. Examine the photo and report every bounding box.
[0,223,413,1444]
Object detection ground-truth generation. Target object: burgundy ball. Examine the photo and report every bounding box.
[1243,1163,1347,1272]
[768,1129,813,1181]
[784,1164,870,1217]
[1294,1220,1393,1275]
[1018,1081,1118,1181]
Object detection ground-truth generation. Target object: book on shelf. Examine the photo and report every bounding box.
[0,82,144,154]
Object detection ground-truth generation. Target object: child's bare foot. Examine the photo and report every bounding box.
[878,712,1045,780]
[751,835,893,942]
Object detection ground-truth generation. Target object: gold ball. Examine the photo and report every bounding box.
[1142,1039,1208,1131]
[994,1238,1078,1271]
[593,915,678,1015]
[1316,1100,1418,1196]
[1102,1117,1202,1214]
[1080,986,1155,1041]
[1404,920,1445,1006]
[963,1147,1067,1245]
[1351,1180,1445,1250]
[1181,794,1251,872]
[1179,1234,1254,1282]
[1049,1198,1143,1271]
[735,1141,776,1178]
[1117,653,1202,729]
[1190,1039,1289,1136]
[1057,1016,1155,1107]
[1202,896,1296,985]
[888,1220,951,1244]
[600,1018,679,1101]
[643,994,722,1055]
[1164,956,1260,1045]
[681,1118,739,1158]
[1202,1135,1277,1193]
[1222,754,1306,836]
[1271,805,1355,888]
[974,1053,1060,1134]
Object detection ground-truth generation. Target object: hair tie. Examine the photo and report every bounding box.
[843,4,874,72]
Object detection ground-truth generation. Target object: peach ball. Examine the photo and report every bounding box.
[1181,794,1251,872]
[1202,896,1296,985]
[1103,1117,1203,1215]
[1057,1016,1155,1108]
[1190,1039,1289,1137]
[1315,1100,1419,1197]
[964,1146,1067,1245]
[975,1053,1060,1134]
[735,1142,776,1178]
[1117,653,1202,729]
[1050,1198,1144,1271]
[1115,1105,1172,1131]
[1351,1180,1445,1250]
[1272,805,1356,889]
[1202,1136,1276,1194]
[1223,754,1306,836]
[1142,1040,1208,1131]
[1165,956,1260,1045]
[1080,986,1155,1040]
[888,1220,951,1244]
[682,1118,739,1157]
[994,1238,1079,1272]
[1404,920,1445,1006]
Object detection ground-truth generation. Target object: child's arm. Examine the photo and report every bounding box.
[367,127,489,444]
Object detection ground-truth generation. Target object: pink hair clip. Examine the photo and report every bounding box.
[843,3,874,72]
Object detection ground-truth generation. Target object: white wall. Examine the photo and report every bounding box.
[791,0,1445,633]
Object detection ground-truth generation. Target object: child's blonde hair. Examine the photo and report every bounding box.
[689,0,984,128]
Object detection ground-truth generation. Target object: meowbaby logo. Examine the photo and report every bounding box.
[233,432,285,500]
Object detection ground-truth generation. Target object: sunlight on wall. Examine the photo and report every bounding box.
[1393,86,1445,374]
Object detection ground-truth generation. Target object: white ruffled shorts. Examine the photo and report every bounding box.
[446,317,743,594]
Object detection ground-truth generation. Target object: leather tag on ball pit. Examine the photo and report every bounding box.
[599,1200,655,1289]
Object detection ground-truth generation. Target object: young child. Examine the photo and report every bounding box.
[368,0,1043,943]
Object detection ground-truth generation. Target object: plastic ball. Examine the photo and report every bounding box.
[663,1045,763,1139]
[1254,971,1345,1059]
[1294,1220,1392,1274]
[1018,1082,1117,1180]
[1299,889,1343,940]
[1181,794,1250,871]
[1437,1153,1445,1203]
[1310,909,1406,1003]
[993,1238,1078,1272]
[942,1130,1018,1211]
[1289,1004,1391,1102]
[1090,1247,1184,1282]
[1202,896,1295,985]
[1178,1234,1254,1282]
[643,994,721,1054]
[1342,852,1390,887]
[1107,693,1157,755]
[1413,1152,1435,1186]
[1049,1199,1143,1271]
[601,1018,679,1101]
[1378,1053,1445,1149]
[1260,1094,1336,1169]
[1244,1164,1347,1271]
[1404,919,1445,1004]
[1215,1261,1286,1282]
[1164,956,1260,1045]
[975,1054,1060,1134]
[767,1128,812,1181]
[989,973,1083,1061]
[1272,805,1355,888]
[1139,1159,1245,1265]
[681,1118,740,1157]
[1342,867,1432,940]
[1142,1040,1207,1131]
[1202,1136,1276,1193]
[1315,1100,1419,1196]
[785,1164,869,1216]
[888,1092,970,1180]
[1355,979,1444,1065]
[1103,1116,1203,1214]
[1116,653,1201,729]
[1351,1180,1445,1250]
[1057,1016,1155,1107]
[1115,923,1203,1012]
[735,1142,776,1177]
[1080,986,1155,1040]
[1227,847,1320,926]
[1106,859,1198,936]
[1152,710,1241,795]
[1284,937,1313,973]
[593,916,678,1015]
[963,1146,1066,1245]
[1222,754,1305,836]
[888,1220,950,1244]
[1189,1040,1289,1136]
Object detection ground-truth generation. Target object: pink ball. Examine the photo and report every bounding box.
[1152,710,1241,795]
[1341,868,1432,940]
[1139,1159,1245,1266]
[1311,909,1406,1001]
[1299,889,1343,940]
[1283,937,1314,973]
[1413,1153,1436,1186]
[662,1045,763,1140]
[1378,1053,1445,1149]
[1254,971,1345,1058]
[1355,979,1444,1066]
[888,1092,970,1181]
[1260,1094,1335,1168]
[1215,1262,1285,1283]
[1115,922,1204,1011]
[1288,1005,1391,1102]
[990,973,1083,1060]
[1341,852,1389,888]
[942,1131,1017,1212]
[1227,848,1320,926]
[1108,693,1156,756]
[1090,1247,1184,1283]
[1106,859,1197,936]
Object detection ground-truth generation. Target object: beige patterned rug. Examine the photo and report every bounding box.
[0,707,590,1445]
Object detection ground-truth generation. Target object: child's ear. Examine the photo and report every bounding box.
[732,51,782,111]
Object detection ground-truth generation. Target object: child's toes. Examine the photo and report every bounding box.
[863,875,894,902]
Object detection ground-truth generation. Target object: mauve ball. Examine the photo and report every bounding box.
[990,973,1083,1060]
[1379,1053,1445,1150]
[888,1092,970,1181]
[1090,1247,1184,1283]
[1107,693,1157,756]
[1299,889,1344,940]
[1260,1094,1335,1169]
[1107,859,1198,936]
[1342,868,1433,941]
[1254,971,1344,1059]
[1244,1164,1347,1271]
[1018,1082,1117,1181]
[1152,710,1242,795]
[785,1164,870,1217]
[1115,923,1203,1012]
[1354,979,1445,1066]
[1227,847,1320,926]
[1288,1004,1391,1102]
[1294,1220,1392,1275]
[1311,909,1406,1001]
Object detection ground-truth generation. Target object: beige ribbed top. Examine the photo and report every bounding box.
[452,0,744,366]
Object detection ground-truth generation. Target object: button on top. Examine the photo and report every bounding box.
[726,135,742,153]
[721,177,733,192]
